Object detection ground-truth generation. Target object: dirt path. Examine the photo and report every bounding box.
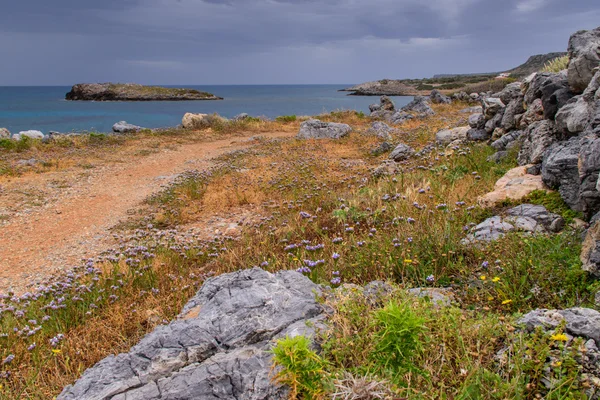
[0,131,292,293]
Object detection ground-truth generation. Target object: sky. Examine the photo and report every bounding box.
[0,0,599,85]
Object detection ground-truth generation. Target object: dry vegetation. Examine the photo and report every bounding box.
[0,104,597,399]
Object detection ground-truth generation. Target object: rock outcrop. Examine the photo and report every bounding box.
[402,96,435,116]
[429,89,451,104]
[13,130,44,140]
[478,165,548,207]
[435,126,470,145]
[0,128,10,139]
[463,204,564,243]
[366,122,395,140]
[112,121,143,134]
[389,143,415,162]
[297,119,352,139]
[58,268,324,400]
[66,83,223,101]
[567,27,600,93]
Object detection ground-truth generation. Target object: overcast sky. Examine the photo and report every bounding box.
[1,0,598,85]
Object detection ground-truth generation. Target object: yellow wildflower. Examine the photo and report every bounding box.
[52,349,61,355]
[501,299,512,305]
[404,259,413,264]
[487,296,494,301]
[492,277,500,282]
[480,275,486,280]
[550,333,568,342]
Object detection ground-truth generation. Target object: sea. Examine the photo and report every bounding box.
[0,85,413,134]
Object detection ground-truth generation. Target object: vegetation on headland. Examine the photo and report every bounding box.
[65,83,223,101]
[0,102,598,399]
[342,52,566,96]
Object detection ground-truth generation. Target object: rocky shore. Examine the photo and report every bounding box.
[65,83,223,101]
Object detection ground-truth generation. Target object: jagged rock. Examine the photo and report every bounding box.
[297,119,352,139]
[371,141,393,156]
[389,143,415,162]
[369,103,381,113]
[401,96,435,116]
[112,121,142,133]
[379,95,395,111]
[407,288,453,307]
[555,95,594,135]
[430,89,451,104]
[58,268,324,400]
[527,164,542,175]
[435,126,470,145]
[463,204,563,243]
[582,219,600,277]
[366,122,394,140]
[372,160,401,177]
[491,130,523,151]
[468,113,485,129]
[519,308,600,345]
[16,130,44,140]
[182,113,208,129]
[482,97,505,120]
[496,82,523,105]
[467,128,491,141]
[459,106,483,114]
[232,113,251,121]
[536,71,574,119]
[452,91,471,102]
[542,137,582,211]
[518,120,558,165]
[567,26,600,93]
[578,135,600,217]
[519,98,544,128]
[0,128,10,139]
[506,204,565,232]
[389,111,414,124]
[501,96,525,130]
[479,165,548,207]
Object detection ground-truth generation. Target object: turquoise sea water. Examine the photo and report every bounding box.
[0,85,412,134]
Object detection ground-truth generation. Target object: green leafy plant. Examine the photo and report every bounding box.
[271,335,329,399]
[276,115,297,123]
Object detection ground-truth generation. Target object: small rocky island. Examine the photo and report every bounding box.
[65,83,223,101]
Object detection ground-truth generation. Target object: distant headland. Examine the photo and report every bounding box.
[65,83,223,101]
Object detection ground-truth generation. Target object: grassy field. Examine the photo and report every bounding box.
[0,104,597,399]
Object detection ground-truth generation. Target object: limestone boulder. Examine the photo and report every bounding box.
[297,119,352,139]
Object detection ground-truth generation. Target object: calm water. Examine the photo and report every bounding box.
[0,85,412,134]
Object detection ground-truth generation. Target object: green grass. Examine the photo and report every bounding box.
[521,190,584,223]
[276,115,298,122]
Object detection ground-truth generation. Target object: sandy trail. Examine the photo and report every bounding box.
[0,131,292,293]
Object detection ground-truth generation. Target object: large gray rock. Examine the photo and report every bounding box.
[379,95,395,111]
[435,126,470,145]
[388,111,414,125]
[389,143,415,162]
[297,119,352,139]
[567,26,600,93]
[401,96,435,116]
[15,130,44,140]
[467,128,491,141]
[542,137,582,211]
[519,308,600,346]
[232,113,251,121]
[491,130,523,151]
[463,204,563,243]
[482,97,505,120]
[501,96,525,130]
[518,120,558,165]
[555,70,600,135]
[0,128,10,139]
[468,113,485,129]
[485,111,504,134]
[58,268,324,400]
[519,98,544,129]
[369,96,396,119]
[578,135,600,217]
[112,121,142,133]
[430,89,451,104]
[367,122,395,140]
[496,82,523,105]
[459,106,483,114]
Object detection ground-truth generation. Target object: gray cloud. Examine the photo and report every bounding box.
[0,0,598,85]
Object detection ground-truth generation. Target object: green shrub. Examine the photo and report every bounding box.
[271,335,329,399]
[371,300,425,381]
[276,115,297,123]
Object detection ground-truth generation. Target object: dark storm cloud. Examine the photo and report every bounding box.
[0,0,598,85]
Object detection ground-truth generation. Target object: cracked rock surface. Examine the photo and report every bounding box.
[58,268,324,400]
